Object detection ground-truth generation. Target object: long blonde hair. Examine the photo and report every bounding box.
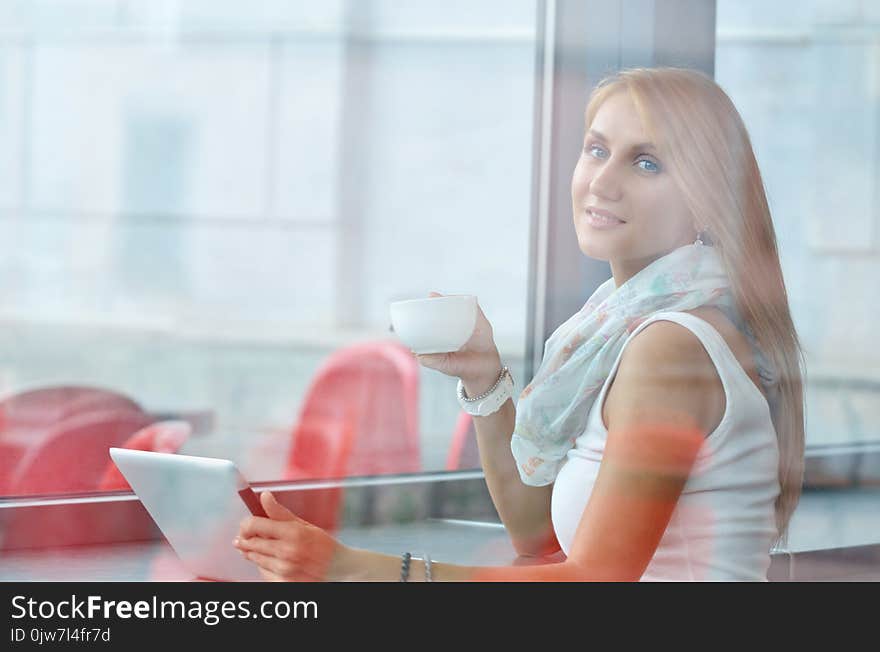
[585,67,806,547]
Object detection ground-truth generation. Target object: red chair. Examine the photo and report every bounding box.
[0,385,143,434]
[446,411,482,470]
[288,340,420,479]
[98,420,193,491]
[282,408,358,531]
[2,408,154,496]
[0,386,147,494]
[286,409,357,482]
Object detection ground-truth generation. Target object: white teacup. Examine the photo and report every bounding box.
[389,295,478,354]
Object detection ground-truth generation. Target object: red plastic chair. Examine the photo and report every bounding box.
[0,386,147,498]
[288,340,420,479]
[2,408,154,496]
[282,408,358,531]
[98,420,193,491]
[0,385,143,435]
[285,408,357,482]
[446,411,482,470]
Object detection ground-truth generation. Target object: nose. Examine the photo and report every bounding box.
[589,160,623,202]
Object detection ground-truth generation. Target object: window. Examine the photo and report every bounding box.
[0,1,538,499]
[715,1,880,469]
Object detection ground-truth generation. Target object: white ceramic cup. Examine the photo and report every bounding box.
[389,295,478,354]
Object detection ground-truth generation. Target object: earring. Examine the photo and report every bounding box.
[694,226,710,246]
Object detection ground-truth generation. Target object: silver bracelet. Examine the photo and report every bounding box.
[423,552,433,582]
[460,366,509,402]
[399,552,412,582]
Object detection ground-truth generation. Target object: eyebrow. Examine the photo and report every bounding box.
[587,128,657,153]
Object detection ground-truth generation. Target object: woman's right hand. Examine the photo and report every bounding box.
[414,292,503,397]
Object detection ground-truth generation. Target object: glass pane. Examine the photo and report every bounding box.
[716,1,880,456]
[0,0,537,498]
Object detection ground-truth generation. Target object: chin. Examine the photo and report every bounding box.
[575,230,619,262]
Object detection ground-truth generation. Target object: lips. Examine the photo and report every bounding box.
[586,206,625,222]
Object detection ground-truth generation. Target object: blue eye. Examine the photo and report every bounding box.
[637,159,660,173]
[586,144,607,159]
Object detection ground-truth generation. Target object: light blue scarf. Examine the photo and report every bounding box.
[511,243,777,486]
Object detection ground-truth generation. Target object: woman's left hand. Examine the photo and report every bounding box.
[234,490,351,582]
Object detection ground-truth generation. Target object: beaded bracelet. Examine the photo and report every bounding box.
[459,366,510,402]
[399,552,412,582]
[423,552,433,582]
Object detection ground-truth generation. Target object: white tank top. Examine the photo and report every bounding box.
[550,311,780,581]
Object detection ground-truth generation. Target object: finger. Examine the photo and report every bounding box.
[242,550,286,581]
[261,491,300,523]
[243,550,314,582]
[428,291,443,297]
[238,515,285,540]
[258,567,282,582]
[415,351,448,364]
[241,549,289,578]
[235,530,337,582]
[233,535,282,557]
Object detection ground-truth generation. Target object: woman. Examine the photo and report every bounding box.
[234,67,806,581]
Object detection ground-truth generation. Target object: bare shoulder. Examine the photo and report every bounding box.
[603,318,725,436]
[685,306,766,400]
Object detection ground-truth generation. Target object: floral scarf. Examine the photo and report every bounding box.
[510,243,777,486]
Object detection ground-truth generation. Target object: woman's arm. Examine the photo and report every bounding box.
[326,547,580,582]
[463,385,560,558]
[466,316,717,564]
[412,292,560,558]
[234,498,577,581]
[560,321,716,579]
[464,322,713,580]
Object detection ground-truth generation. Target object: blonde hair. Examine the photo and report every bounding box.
[585,67,806,547]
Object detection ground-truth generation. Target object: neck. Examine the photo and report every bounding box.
[610,239,700,288]
[609,253,662,288]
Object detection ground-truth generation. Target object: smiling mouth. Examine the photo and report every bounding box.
[585,209,625,226]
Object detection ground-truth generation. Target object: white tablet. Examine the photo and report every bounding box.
[109,448,266,582]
